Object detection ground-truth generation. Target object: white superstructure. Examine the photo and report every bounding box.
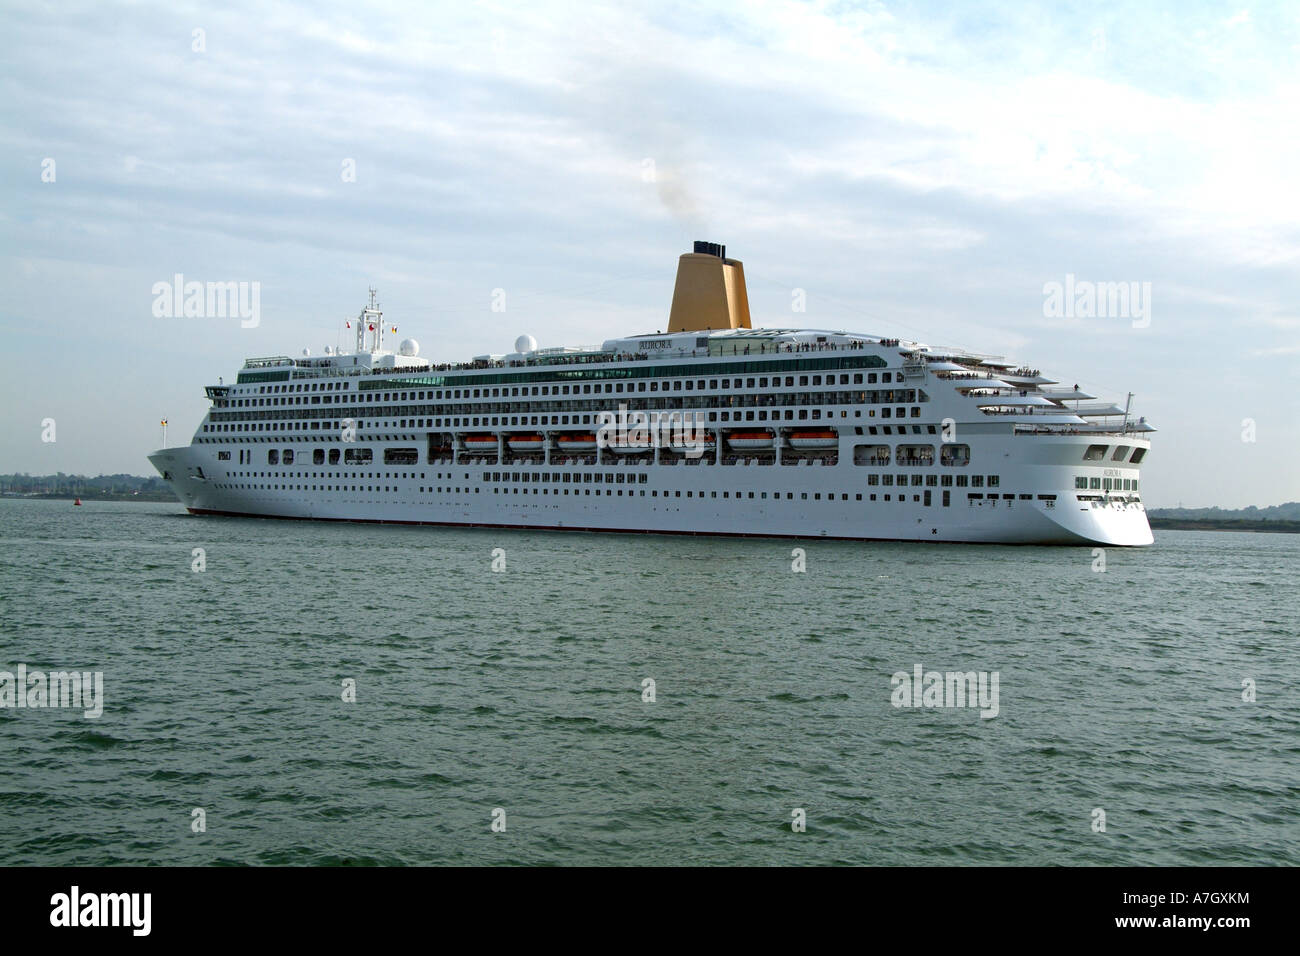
[149,246,1154,545]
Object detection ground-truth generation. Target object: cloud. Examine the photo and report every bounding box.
[0,0,1298,507]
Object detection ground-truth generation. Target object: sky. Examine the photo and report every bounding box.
[1,0,1297,508]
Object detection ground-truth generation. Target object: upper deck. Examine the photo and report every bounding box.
[219,242,1153,441]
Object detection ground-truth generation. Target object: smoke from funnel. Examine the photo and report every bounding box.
[655,164,705,231]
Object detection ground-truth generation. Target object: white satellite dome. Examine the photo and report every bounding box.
[515,334,538,353]
[323,345,333,355]
[399,338,420,357]
[302,347,311,357]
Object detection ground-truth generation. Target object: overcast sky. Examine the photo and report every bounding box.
[2,0,1297,507]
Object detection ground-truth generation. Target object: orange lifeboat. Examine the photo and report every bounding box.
[726,430,773,451]
[555,433,598,452]
[788,430,838,450]
[507,434,546,452]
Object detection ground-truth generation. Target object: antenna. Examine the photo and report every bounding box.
[1122,391,1133,432]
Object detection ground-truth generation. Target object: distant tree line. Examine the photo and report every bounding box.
[0,473,173,500]
[1148,502,1300,521]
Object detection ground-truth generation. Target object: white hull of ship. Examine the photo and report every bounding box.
[149,437,1154,546]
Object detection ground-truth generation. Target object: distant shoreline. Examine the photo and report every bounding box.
[0,493,176,503]
[1150,517,1300,534]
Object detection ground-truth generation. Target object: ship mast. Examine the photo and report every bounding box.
[355,287,383,354]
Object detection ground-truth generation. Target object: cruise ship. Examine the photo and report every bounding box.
[149,242,1154,545]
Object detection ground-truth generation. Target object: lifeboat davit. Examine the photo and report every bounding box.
[726,430,774,451]
[607,440,653,454]
[555,433,598,452]
[666,433,715,450]
[507,434,545,452]
[788,430,838,450]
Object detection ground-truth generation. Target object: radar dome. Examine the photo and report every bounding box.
[399,338,420,357]
[302,348,311,357]
[515,334,538,353]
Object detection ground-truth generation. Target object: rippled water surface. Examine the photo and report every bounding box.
[0,499,1296,865]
